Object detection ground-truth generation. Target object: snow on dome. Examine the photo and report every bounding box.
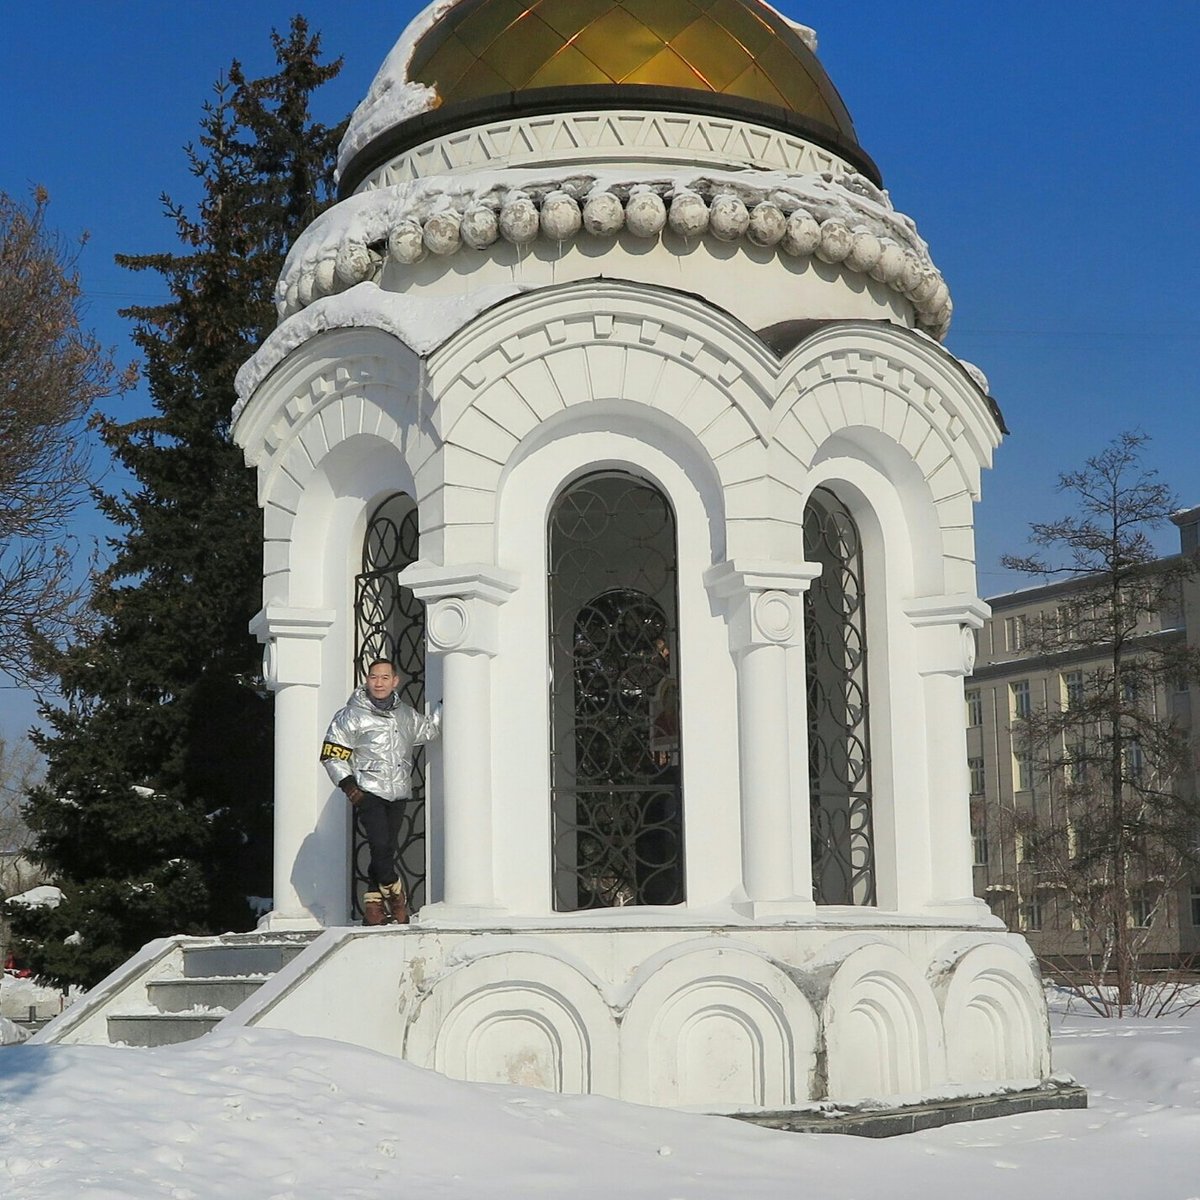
[337,0,458,184]
[760,1,817,50]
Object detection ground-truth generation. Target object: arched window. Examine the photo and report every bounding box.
[352,492,426,914]
[548,472,684,910]
[805,488,875,905]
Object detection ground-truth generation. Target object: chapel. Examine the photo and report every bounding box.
[43,1,1078,1123]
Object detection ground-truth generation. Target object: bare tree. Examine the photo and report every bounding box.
[1002,432,1200,1011]
[0,735,42,886]
[0,188,130,685]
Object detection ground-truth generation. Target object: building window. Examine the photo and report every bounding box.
[1011,680,1032,720]
[1019,828,1039,862]
[1131,889,1157,929]
[1065,742,1088,785]
[1005,615,1026,653]
[1015,752,1035,792]
[1020,898,1043,931]
[1191,887,1200,927]
[1063,670,1084,709]
[968,756,985,795]
[965,688,983,727]
[1126,739,1145,779]
[548,471,684,910]
[972,826,989,866]
[805,488,875,907]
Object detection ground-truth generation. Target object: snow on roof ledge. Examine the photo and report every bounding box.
[233,282,526,417]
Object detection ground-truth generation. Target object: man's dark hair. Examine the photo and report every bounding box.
[366,658,398,674]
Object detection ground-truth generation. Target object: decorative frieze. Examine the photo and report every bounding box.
[354,111,855,189]
[275,170,951,337]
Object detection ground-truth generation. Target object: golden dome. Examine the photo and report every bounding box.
[409,0,855,135]
[339,0,878,194]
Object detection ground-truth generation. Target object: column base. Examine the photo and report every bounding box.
[414,902,510,926]
[922,896,998,924]
[257,910,325,932]
[731,898,819,920]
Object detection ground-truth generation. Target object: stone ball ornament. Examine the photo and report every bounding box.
[386,221,426,265]
[582,190,624,236]
[668,190,709,238]
[624,189,667,238]
[540,191,582,242]
[423,209,463,256]
[498,195,540,245]
[276,174,953,337]
[461,202,500,249]
[708,194,750,243]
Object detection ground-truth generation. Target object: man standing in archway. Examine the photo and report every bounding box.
[320,659,440,925]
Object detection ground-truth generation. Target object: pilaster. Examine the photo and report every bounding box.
[705,560,823,915]
[399,562,520,920]
[905,594,992,919]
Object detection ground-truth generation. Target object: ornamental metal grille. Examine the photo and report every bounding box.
[805,488,876,905]
[352,492,426,917]
[548,473,684,910]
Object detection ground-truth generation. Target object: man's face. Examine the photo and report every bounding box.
[366,663,400,701]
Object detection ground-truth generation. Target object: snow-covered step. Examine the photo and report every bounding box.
[146,975,269,1013]
[181,940,307,978]
[107,1011,227,1048]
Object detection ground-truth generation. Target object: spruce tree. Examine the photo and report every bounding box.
[8,20,344,987]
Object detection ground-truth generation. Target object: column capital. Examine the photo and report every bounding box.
[903,595,990,678]
[399,560,521,606]
[249,604,337,642]
[704,559,822,653]
[903,594,990,629]
[399,561,521,657]
[703,558,824,601]
[249,605,336,688]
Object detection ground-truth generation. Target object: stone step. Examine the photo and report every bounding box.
[107,1012,226,1048]
[146,975,269,1013]
[181,939,308,979]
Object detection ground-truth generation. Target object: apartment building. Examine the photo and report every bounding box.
[967,506,1200,967]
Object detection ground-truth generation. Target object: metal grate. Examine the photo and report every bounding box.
[805,488,875,905]
[352,493,427,917]
[548,473,684,909]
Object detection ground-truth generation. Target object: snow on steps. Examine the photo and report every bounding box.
[31,932,319,1049]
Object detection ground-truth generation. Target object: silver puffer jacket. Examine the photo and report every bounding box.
[320,687,440,801]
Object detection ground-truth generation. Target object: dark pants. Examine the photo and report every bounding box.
[356,791,405,891]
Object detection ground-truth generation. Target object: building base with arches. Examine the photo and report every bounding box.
[35,1,1082,1122]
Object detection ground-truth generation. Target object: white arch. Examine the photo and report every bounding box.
[621,940,816,1108]
[492,420,741,912]
[404,949,619,1096]
[822,940,948,1100]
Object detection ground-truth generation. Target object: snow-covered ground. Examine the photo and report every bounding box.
[1,992,1198,1199]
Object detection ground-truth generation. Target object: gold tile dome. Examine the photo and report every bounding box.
[340,0,879,193]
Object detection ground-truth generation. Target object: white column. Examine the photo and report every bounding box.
[905,595,993,920]
[705,561,822,917]
[399,561,520,922]
[249,605,337,930]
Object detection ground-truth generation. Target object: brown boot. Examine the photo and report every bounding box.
[382,881,409,925]
[362,891,388,926]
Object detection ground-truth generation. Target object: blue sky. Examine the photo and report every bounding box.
[2,1,1198,744]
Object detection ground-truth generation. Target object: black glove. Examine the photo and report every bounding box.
[339,777,366,805]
